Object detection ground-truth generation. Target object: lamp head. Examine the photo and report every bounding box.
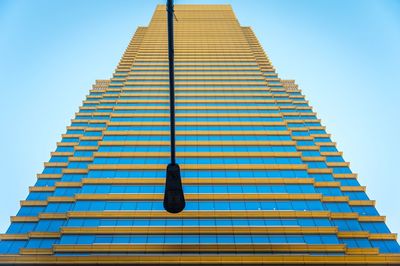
[163,163,185,213]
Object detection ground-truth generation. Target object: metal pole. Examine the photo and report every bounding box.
[164,0,185,214]
[167,0,176,164]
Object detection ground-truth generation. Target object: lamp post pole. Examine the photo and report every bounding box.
[163,0,185,214]
[167,0,176,165]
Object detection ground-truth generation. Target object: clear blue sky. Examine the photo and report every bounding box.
[0,0,399,237]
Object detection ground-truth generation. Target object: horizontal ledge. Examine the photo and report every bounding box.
[330,212,359,219]
[18,248,53,255]
[52,243,347,253]
[3,230,395,244]
[55,182,82,188]
[111,113,284,118]
[67,210,331,219]
[31,177,322,190]
[0,234,29,240]
[349,200,376,206]
[327,162,350,167]
[29,186,55,192]
[21,193,323,206]
[320,196,349,202]
[37,174,62,179]
[314,182,341,188]
[81,177,314,185]
[12,213,387,223]
[122,82,268,86]
[110,105,305,110]
[306,168,333,174]
[369,233,398,240]
[97,100,295,104]
[3,254,400,264]
[333,174,358,179]
[103,130,291,136]
[345,247,380,255]
[20,200,47,206]
[75,193,322,201]
[337,231,370,238]
[107,121,287,126]
[61,226,338,235]
[341,186,366,192]
[116,88,277,92]
[28,232,60,239]
[295,146,320,151]
[98,140,296,146]
[338,232,397,241]
[358,215,386,222]
[39,213,68,220]
[10,216,39,222]
[62,169,88,174]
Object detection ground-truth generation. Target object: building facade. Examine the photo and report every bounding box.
[0,4,399,265]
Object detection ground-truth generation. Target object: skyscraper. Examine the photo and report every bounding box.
[0,4,399,265]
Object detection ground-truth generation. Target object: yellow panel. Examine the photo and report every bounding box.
[314,182,340,188]
[18,249,53,255]
[327,162,350,167]
[47,196,75,203]
[29,186,55,192]
[321,196,348,202]
[330,212,359,219]
[307,168,333,174]
[54,182,82,188]
[10,216,39,222]
[68,157,93,162]
[369,233,398,240]
[358,216,386,222]
[349,200,376,206]
[38,213,68,220]
[338,231,370,238]
[20,200,47,207]
[2,254,400,264]
[341,186,366,192]
[62,169,88,174]
[345,248,379,255]
[301,156,326,162]
[0,234,29,240]
[50,152,73,156]
[296,146,319,151]
[28,232,60,239]
[43,162,68,167]
[333,173,358,179]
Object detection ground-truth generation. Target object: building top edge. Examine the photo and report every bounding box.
[156,4,233,11]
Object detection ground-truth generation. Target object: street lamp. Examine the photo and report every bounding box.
[163,0,185,213]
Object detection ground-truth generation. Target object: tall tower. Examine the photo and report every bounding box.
[0,5,399,265]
